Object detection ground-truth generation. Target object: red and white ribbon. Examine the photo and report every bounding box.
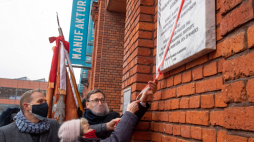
[136,0,185,100]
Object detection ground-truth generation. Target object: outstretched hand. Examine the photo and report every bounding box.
[144,79,158,96]
[126,100,141,114]
[106,118,121,131]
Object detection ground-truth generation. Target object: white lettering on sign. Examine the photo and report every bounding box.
[73,48,82,53]
[72,54,81,59]
[72,0,87,58]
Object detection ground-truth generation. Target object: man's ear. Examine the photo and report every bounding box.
[86,102,89,109]
[23,103,30,111]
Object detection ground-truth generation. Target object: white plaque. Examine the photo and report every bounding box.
[122,87,131,114]
[157,0,216,73]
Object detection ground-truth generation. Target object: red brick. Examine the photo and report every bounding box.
[191,127,202,140]
[186,111,209,126]
[215,93,227,107]
[181,125,190,138]
[160,79,167,89]
[162,88,176,100]
[218,58,226,73]
[164,100,171,110]
[135,122,150,130]
[166,77,174,87]
[192,67,203,80]
[204,62,218,77]
[152,112,168,122]
[138,22,154,31]
[222,81,247,103]
[190,96,200,108]
[221,0,254,36]
[221,32,246,58]
[159,101,165,110]
[249,138,254,142]
[165,124,173,134]
[159,123,165,133]
[168,112,186,123]
[196,76,223,93]
[216,12,222,25]
[139,6,155,14]
[224,134,248,142]
[246,78,254,102]
[139,14,153,22]
[161,135,171,142]
[248,25,254,48]
[224,106,254,131]
[201,94,215,109]
[171,99,180,110]
[140,0,154,6]
[180,98,189,109]
[220,0,242,14]
[182,71,191,83]
[151,102,159,110]
[141,112,151,121]
[174,74,182,85]
[209,42,223,59]
[210,111,224,126]
[134,74,153,82]
[132,131,151,140]
[151,133,162,142]
[153,91,161,101]
[152,122,159,132]
[223,52,254,81]
[216,0,220,10]
[217,131,226,142]
[170,65,185,75]
[173,125,181,136]
[202,129,216,142]
[186,55,208,69]
[138,31,152,39]
[217,27,223,41]
[177,83,195,97]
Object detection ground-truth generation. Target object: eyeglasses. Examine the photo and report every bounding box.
[88,99,106,104]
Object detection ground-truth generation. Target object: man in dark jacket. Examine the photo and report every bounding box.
[0,89,60,142]
[83,80,157,139]
[0,107,20,127]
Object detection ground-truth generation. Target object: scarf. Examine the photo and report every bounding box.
[83,109,120,125]
[83,109,108,125]
[14,110,50,134]
[84,130,97,138]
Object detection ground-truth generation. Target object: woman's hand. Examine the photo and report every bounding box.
[126,100,141,114]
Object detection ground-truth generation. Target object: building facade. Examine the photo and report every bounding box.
[0,77,47,114]
[85,0,254,141]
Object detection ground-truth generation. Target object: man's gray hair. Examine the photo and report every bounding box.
[20,88,44,113]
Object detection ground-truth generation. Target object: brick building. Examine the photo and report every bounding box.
[0,77,47,114]
[86,0,254,141]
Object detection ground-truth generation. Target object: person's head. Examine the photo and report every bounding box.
[81,98,86,110]
[58,118,95,141]
[20,89,48,123]
[86,89,109,116]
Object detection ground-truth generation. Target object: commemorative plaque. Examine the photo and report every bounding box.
[157,0,216,73]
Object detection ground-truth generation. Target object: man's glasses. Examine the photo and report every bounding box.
[88,99,106,104]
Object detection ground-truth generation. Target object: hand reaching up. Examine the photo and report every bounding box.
[126,100,141,114]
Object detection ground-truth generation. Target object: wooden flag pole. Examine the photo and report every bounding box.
[67,64,84,113]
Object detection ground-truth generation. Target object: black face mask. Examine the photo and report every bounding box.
[28,102,49,120]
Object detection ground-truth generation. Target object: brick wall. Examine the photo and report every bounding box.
[89,0,125,113]
[122,0,254,141]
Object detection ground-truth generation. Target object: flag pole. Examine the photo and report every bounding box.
[56,12,84,113]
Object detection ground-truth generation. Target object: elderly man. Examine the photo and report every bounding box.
[0,89,60,142]
[83,80,157,139]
